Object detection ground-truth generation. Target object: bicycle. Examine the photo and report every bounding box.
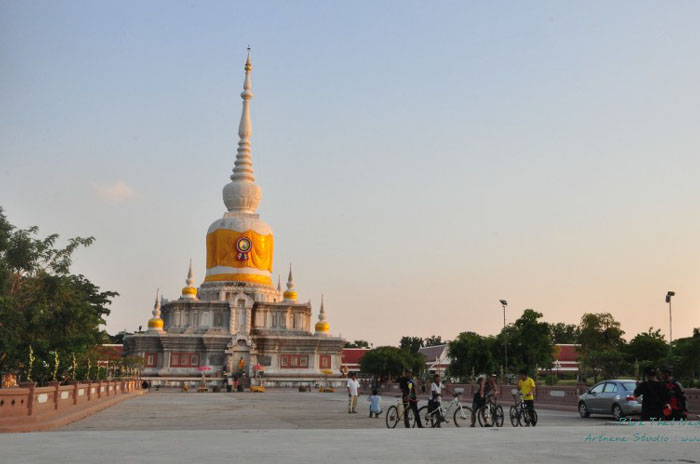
[385,396,417,428]
[476,393,504,427]
[416,392,473,428]
[509,390,537,427]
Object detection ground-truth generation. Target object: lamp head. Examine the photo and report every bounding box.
[499,300,508,306]
[666,291,675,303]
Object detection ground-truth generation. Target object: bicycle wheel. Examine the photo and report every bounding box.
[509,405,519,427]
[417,405,439,428]
[494,405,504,427]
[453,406,473,427]
[385,405,399,429]
[404,405,417,428]
[531,409,538,427]
[477,406,492,427]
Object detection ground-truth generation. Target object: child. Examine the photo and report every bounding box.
[368,389,382,418]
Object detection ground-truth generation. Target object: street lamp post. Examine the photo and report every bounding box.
[499,299,508,381]
[666,291,675,356]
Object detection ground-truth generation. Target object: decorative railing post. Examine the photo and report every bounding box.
[20,382,36,417]
[48,381,60,410]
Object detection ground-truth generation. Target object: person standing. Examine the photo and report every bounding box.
[634,368,670,421]
[471,374,498,426]
[517,368,536,424]
[430,374,451,425]
[347,373,360,413]
[399,369,423,428]
[661,367,688,420]
[471,375,486,427]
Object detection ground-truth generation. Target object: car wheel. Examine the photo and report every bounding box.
[612,404,623,422]
[579,402,590,418]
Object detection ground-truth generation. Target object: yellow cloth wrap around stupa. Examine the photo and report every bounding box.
[205,229,273,283]
[148,318,164,329]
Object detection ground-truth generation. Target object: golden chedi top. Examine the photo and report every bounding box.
[283,264,297,302]
[314,294,330,334]
[181,259,198,299]
[147,289,164,333]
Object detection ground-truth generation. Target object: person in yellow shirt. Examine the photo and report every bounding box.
[517,368,537,425]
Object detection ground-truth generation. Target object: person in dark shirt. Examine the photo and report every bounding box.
[634,368,670,421]
[661,367,688,420]
[399,369,423,428]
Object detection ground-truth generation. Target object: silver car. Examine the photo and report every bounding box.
[578,379,642,421]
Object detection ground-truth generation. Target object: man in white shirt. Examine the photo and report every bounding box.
[347,373,360,413]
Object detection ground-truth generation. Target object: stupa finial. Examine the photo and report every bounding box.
[283,263,297,302]
[154,289,161,315]
[181,259,197,300]
[315,293,330,334]
[148,288,164,333]
[222,51,262,214]
[232,50,254,182]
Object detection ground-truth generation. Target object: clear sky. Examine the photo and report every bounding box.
[1,1,698,346]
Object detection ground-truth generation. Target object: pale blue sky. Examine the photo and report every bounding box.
[1,1,699,345]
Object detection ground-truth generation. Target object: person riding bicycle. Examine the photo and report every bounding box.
[471,373,497,426]
[430,373,452,424]
[517,368,536,424]
[399,369,423,428]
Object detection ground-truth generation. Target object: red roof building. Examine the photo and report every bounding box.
[550,344,579,373]
[341,348,369,374]
[96,344,124,367]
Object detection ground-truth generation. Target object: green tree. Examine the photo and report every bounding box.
[671,329,700,387]
[623,327,668,372]
[447,332,498,379]
[576,313,625,382]
[502,309,555,374]
[344,340,370,348]
[587,349,625,379]
[0,207,117,384]
[548,323,580,344]
[424,335,444,347]
[399,336,423,354]
[359,346,425,380]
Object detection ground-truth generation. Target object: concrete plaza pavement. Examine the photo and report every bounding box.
[57,389,594,430]
[2,390,698,463]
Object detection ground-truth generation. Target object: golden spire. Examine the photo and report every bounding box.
[283,263,297,302]
[315,294,330,334]
[147,289,164,332]
[181,259,197,299]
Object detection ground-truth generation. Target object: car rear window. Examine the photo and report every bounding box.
[622,382,636,391]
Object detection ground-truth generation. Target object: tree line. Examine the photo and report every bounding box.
[357,308,700,387]
[448,310,699,386]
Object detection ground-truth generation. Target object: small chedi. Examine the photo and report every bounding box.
[124,54,345,387]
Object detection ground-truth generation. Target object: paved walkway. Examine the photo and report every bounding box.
[2,391,698,463]
[57,389,594,430]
